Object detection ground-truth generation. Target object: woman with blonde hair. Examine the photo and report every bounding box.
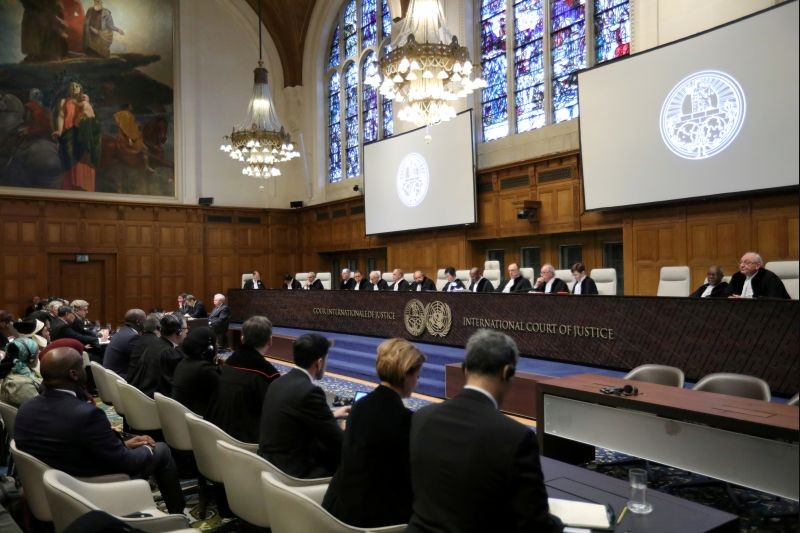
[323,338,426,528]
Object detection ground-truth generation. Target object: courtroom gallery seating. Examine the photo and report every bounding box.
[657,266,692,297]
[765,260,799,299]
[590,267,617,295]
[624,364,685,387]
[116,381,161,435]
[692,372,771,401]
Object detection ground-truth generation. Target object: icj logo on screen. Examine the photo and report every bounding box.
[396,153,429,207]
[660,70,746,160]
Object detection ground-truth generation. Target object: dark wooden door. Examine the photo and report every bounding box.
[59,261,105,324]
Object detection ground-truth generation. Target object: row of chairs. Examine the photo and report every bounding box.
[657,261,799,298]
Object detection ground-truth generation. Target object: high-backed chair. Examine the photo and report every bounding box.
[625,364,685,388]
[403,273,414,284]
[722,275,732,284]
[261,472,405,533]
[381,272,394,284]
[43,469,189,533]
[483,269,502,290]
[693,372,771,401]
[317,272,332,290]
[116,381,161,433]
[765,260,799,299]
[484,260,500,271]
[153,394,194,452]
[295,273,307,286]
[554,269,575,292]
[455,269,471,285]
[90,362,115,406]
[0,401,18,441]
[241,273,253,288]
[103,371,127,418]
[216,440,330,528]
[185,414,257,485]
[435,269,448,291]
[788,393,799,406]
[590,268,617,295]
[657,266,691,297]
[11,440,129,524]
[519,267,535,284]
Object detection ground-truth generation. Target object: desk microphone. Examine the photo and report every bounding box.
[600,384,639,397]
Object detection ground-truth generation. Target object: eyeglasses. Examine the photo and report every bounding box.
[739,260,757,265]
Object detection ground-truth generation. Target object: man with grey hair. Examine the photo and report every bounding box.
[389,269,410,291]
[407,330,562,533]
[305,272,324,290]
[369,271,389,291]
[727,252,790,299]
[339,268,356,290]
[51,305,99,347]
[532,264,569,294]
[208,293,231,348]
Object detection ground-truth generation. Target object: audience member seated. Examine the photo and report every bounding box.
[410,271,436,292]
[339,269,356,290]
[103,309,146,379]
[208,293,231,349]
[352,270,369,291]
[14,346,186,515]
[497,263,533,293]
[281,273,302,290]
[258,333,349,478]
[176,293,188,315]
[389,269,410,292]
[0,310,14,352]
[127,314,186,397]
[23,296,42,318]
[323,338,425,528]
[468,267,494,293]
[407,330,562,533]
[206,316,279,442]
[171,327,220,417]
[570,262,598,295]
[69,299,96,335]
[532,264,569,294]
[369,271,389,291]
[304,272,324,290]
[727,252,790,299]
[243,270,265,289]
[184,294,208,318]
[0,338,42,407]
[691,265,729,298]
[51,305,100,347]
[440,267,465,292]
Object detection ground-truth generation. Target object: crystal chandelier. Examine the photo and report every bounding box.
[371,0,486,127]
[220,0,299,178]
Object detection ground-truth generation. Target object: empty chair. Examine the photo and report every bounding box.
[693,372,771,401]
[317,272,333,290]
[216,440,331,528]
[657,266,691,297]
[765,260,799,299]
[519,267,535,283]
[554,269,575,292]
[116,381,161,433]
[787,393,799,406]
[261,472,405,533]
[103,369,127,418]
[590,268,617,296]
[625,364,685,388]
[455,269,471,285]
[89,362,115,406]
[43,469,189,533]
[0,401,18,441]
[435,269,448,291]
[154,394,194,452]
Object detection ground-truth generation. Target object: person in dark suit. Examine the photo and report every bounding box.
[323,338,426,528]
[176,293,189,315]
[388,269,410,292]
[259,333,349,478]
[339,269,356,290]
[281,274,303,290]
[352,271,370,291]
[532,264,569,294]
[243,270,266,289]
[410,271,436,292]
[50,305,99,347]
[208,293,231,348]
[726,252,790,299]
[127,313,186,398]
[467,267,494,293]
[407,330,562,533]
[570,262,598,295]
[184,295,208,318]
[691,265,729,298]
[369,271,389,291]
[103,309,146,379]
[69,299,97,336]
[440,267,465,292]
[206,315,279,442]
[172,326,220,417]
[304,272,324,290]
[14,346,186,514]
[497,263,533,293]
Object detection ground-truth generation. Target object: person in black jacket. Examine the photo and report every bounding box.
[467,267,494,293]
[388,269,410,292]
[51,305,99,347]
[172,326,219,417]
[127,313,186,397]
[323,338,426,528]
[726,252,790,299]
[407,330,562,533]
[368,271,389,291]
[183,295,207,318]
[208,294,231,348]
[352,271,370,291]
[410,271,436,292]
[304,272,324,290]
[570,262,598,295]
[281,274,302,290]
[531,264,569,294]
[243,270,265,289]
[690,265,729,298]
[440,267,465,292]
[339,269,356,290]
[102,309,145,379]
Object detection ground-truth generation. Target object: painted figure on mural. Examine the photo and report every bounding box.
[59,0,86,55]
[20,0,68,62]
[19,89,52,140]
[84,0,125,59]
[113,104,155,173]
[52,81,101,191]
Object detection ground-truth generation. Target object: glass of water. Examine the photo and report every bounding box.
[627,468,653,514]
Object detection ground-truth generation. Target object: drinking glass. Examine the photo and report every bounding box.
[627,468,653,514]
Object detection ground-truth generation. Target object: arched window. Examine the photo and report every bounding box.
[326,0,394,184]
[480,0,630,141]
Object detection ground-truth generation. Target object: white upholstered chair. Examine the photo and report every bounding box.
[483,269,502,290]
[381,272,394,283]
[435,269,448,291]
[693,372,771,401]
[241,273,253,288]
[153,394,194,452]
[590,268,617,296]
[657,266,691,297]
[317,272,332,290]
[455,269,471,285]
[625,364,685,388]
[765,260,799,299]
[403,273,415,284]
[484,260,500,271]
[554,269,575,292]
[519,267,535,284]
[116,381,161,433]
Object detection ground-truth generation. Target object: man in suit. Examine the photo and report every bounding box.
[468,267,494,292]
[497,263,533,293]
[532,264,569,294]
[339,268,356,290]
[304,271,324,290]
[258,333,349,478]
[103,308,146,379]
[727,252,790,299]
[208,293,231,348]
[441,267,466,292]
[243,270,266,289]
[14,346,186,515]
[51,305,100,347]
[570,263,598,295]
[127,313,186,397]
[369,271,389,291]
[281,274,302,290]
[691,265,729,298]
[410,271,436,292]
[352,270,370,291]
[389,269,410,292]
[407,330,562,533]
[184,295,208,318]
[176,293,189,314]
[69,299,96,336]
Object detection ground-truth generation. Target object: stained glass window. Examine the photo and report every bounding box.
[344,0,358,59]
[361,0,377,48]
[595,0,630,63]
[381,0,392,39]
[328,25,341,70]
[362,53,379,143]
[514,0,545,132]
[344,62,359,178]
[328,73,342,183]
[551,0,585,123]
[480,0,508,141]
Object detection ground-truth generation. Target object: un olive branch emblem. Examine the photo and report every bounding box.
[404,299,452,338]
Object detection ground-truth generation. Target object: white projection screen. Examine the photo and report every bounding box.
[364,110,476,235]
[579,2,799,211]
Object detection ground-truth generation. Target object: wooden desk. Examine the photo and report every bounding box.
[536,374,800,500]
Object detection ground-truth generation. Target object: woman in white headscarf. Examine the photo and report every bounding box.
[0,337,43,407]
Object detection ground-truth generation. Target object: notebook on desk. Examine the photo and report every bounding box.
[548,498,613,530]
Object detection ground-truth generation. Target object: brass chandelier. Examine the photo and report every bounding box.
[372,0,486,127]
[220,0,299,178]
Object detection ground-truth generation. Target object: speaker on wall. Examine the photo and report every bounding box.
[199,197,214,206]
[290,201,304,208]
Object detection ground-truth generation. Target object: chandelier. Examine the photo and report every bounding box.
[371,0,486,127]
[219,0,299,178]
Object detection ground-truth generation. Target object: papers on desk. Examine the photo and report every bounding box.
[548,498,612,530]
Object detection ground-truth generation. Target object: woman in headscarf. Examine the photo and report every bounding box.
[0,337,43,407]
